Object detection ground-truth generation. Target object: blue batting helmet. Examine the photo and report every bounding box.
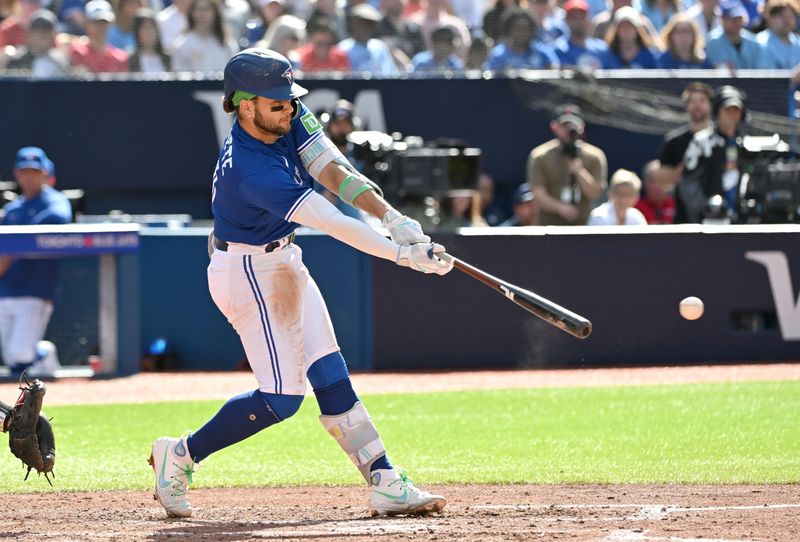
[223,48,307,103]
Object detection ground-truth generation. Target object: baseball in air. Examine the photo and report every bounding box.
[679,296,704,320]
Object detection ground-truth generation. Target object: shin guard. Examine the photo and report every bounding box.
[319,401,386,483]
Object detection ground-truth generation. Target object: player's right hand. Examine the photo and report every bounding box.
[396,243,453,275]
[382,210,430,246]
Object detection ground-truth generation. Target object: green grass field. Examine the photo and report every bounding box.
[1,380,798,492]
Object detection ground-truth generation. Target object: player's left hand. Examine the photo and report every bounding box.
[382,210,430,246]
[8,376,56,484]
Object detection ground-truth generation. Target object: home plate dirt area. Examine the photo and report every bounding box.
[0,364,797,542]
[0,483,796,541]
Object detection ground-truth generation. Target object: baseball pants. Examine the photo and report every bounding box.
[208,242,340,395]
[0,297,53,368]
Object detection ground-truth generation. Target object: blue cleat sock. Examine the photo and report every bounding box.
[370,455,393,472]
[309,352,393,474]
[186,389,303,463]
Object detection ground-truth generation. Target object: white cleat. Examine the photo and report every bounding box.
[148,437,196,518]
[368,469,446,517]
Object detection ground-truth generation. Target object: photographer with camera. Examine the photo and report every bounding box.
[527,104,607,225]
[670,85,748,223]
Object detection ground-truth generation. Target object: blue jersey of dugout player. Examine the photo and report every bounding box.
[149,48,453,521]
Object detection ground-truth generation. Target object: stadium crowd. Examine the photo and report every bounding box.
[0,0,798,75]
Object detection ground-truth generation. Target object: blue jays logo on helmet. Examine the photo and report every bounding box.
[223,48,308,102]
[281,67,293,86]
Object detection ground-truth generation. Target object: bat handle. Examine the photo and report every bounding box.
[438,252,456,264]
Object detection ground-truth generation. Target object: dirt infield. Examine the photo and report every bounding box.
[1,484,797,541]
[1,363,798,405]
[1,364,797,541]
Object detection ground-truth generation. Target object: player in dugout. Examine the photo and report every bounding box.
[0,147,72,380]
[150,48,453,519]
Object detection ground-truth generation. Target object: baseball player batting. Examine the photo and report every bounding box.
[150,48,452,519]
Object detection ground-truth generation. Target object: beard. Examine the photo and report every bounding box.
[689,110,709,124]
[254,108,291,137]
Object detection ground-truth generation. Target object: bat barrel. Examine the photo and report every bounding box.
[446,255,593,340]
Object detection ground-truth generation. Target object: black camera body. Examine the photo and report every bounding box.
[348,131,482,203]
[738,136,799,224]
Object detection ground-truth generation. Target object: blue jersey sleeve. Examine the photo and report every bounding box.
[290,100,325,154]
[34,195,72,225]
[290,100,345,179]
[239,165,313,223]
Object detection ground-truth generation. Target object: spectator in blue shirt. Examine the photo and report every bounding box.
[528,0,570,44]
[634,0,681,31]
[411,24,464,72]
[464,33,493,69]
[108,0,141,52]
[658,12,714,67]
[554,0,612,70]
[757,0,800,69]
[604,5,661,67]
[484,8,559,70]
[594,0,662,46]
[705,0,768,69]
[740,0,765,28]
[338,3,398,74]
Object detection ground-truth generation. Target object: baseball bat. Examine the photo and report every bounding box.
[440,253,592,339]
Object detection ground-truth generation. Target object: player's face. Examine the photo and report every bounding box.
[252,97,293,137]
[15,168,47,197]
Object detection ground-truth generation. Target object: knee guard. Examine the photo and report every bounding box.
[319,401,386,483]
[261,392,304,422]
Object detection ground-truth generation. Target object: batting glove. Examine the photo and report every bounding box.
[396,243,453,276]
[383,210,430,246]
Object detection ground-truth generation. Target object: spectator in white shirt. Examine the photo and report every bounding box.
[129,7,171,72]
[171,0,237,72]
[338,4,398,74]
[588,169,648,225]
[409,0,472,57]
[157,0,190,51]
[685,0,721,42]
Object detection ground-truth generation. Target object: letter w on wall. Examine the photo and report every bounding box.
[745,251,800,340]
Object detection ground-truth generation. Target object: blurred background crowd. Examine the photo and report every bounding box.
[1,0,799,76]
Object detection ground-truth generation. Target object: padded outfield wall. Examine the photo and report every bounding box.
[137,227,800,372]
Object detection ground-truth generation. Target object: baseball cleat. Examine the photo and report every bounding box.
[368,469,446,517]
[149,437,196,518]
